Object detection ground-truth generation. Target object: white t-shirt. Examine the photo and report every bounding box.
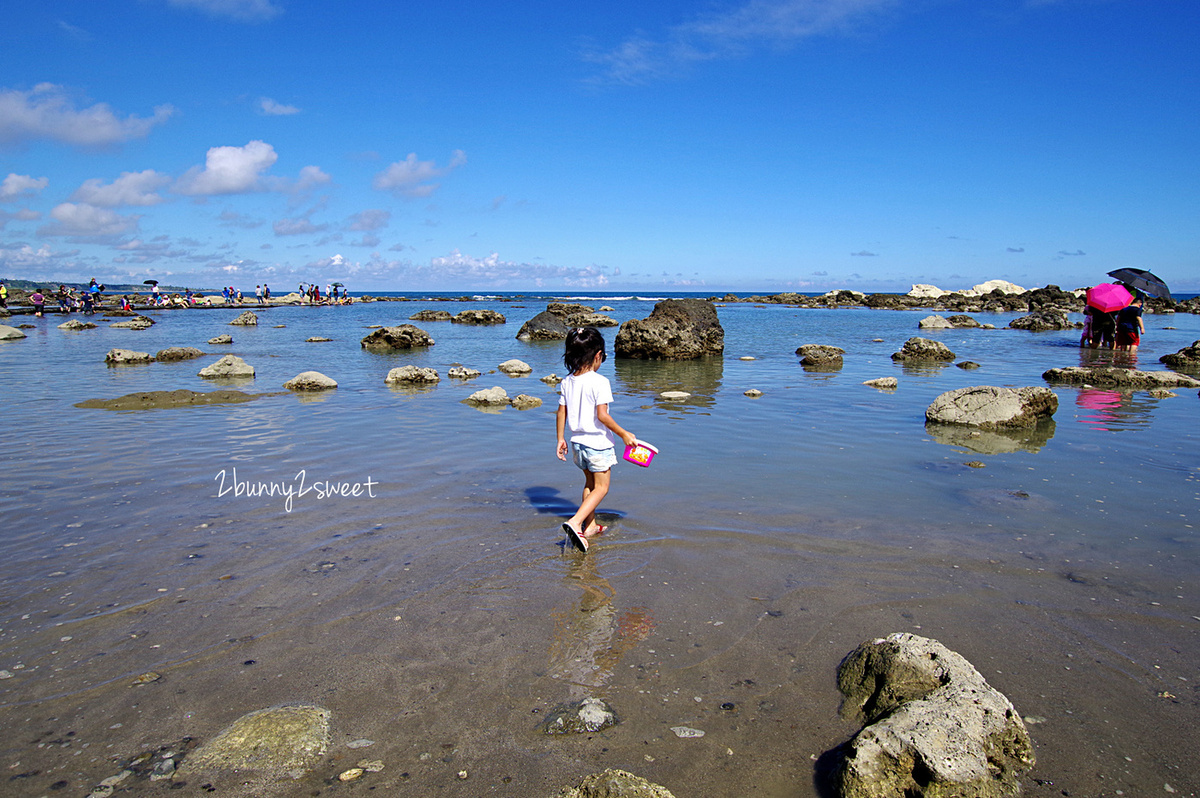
[559,370,615,449]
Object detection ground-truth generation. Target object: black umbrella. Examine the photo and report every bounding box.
[1107,268,1171,301]
[143,279,159,285]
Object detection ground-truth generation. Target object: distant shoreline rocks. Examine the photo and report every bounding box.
[709,282,1188,316]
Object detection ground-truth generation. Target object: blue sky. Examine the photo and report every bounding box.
[1,0,1196,293]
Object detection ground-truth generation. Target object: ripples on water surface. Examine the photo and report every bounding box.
[0,296,1197,796]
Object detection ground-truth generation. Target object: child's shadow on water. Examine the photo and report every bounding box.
[525,486,626,527]
[525,486,576,518]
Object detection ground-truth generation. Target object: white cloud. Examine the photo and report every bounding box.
[164,0,282,22]
[70,170,171,207]
[0,242,56,272]
[42,202,140,237]
[373,150,466,198]
[294,164,331,192]
[350,234,380,247]
[260,97,300,115]
[273,216,328,236]
[218,209,263,228]
[306,253,348,272]
[175,141,327,196]
[347,209,390,231]
[1,173,49,200]
[0,208,40,229]
[426,249,612,288]
[0,83,174,147]
[176,140,279,195]
[587,0,900,83]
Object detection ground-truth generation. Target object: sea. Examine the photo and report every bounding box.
[0,291,1197,797]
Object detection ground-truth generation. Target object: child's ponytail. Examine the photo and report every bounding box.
[563,326,606,374]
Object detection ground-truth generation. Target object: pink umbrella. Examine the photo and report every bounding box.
[1086,283,1133,313]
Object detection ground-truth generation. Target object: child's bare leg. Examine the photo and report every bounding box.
[569,469,610,537]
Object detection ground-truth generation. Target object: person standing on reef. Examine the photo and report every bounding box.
[31,288,45,317]
[263,283,270,301]
[1115,296,1145,351]
[0,281,7,309]
[255,284,262,304]
[555,326,637,553]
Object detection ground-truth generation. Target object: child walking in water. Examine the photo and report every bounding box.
[556,327,636,552]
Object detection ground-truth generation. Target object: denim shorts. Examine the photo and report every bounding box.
[572,442,617,473]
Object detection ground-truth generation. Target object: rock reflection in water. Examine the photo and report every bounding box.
[547,555,654,700]
[613,356,723,412]
[924,418,1057,454]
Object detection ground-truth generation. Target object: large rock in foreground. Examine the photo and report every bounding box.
[554,768,676,798]
[199,355,255,378]
[0,324,28,340]
[926,386,1057,429]
[360,324,434,349]
[835,633,1035,798]
[891,337,955,362]
[179,705,330,781]
[1042,367,1200,389]
[615,298,724,360]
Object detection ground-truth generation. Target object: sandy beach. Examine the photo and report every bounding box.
[1,293,1198,797]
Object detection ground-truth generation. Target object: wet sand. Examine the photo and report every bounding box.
[1,297,1197,797]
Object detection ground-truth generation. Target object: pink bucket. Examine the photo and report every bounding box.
[623,440,659,467]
